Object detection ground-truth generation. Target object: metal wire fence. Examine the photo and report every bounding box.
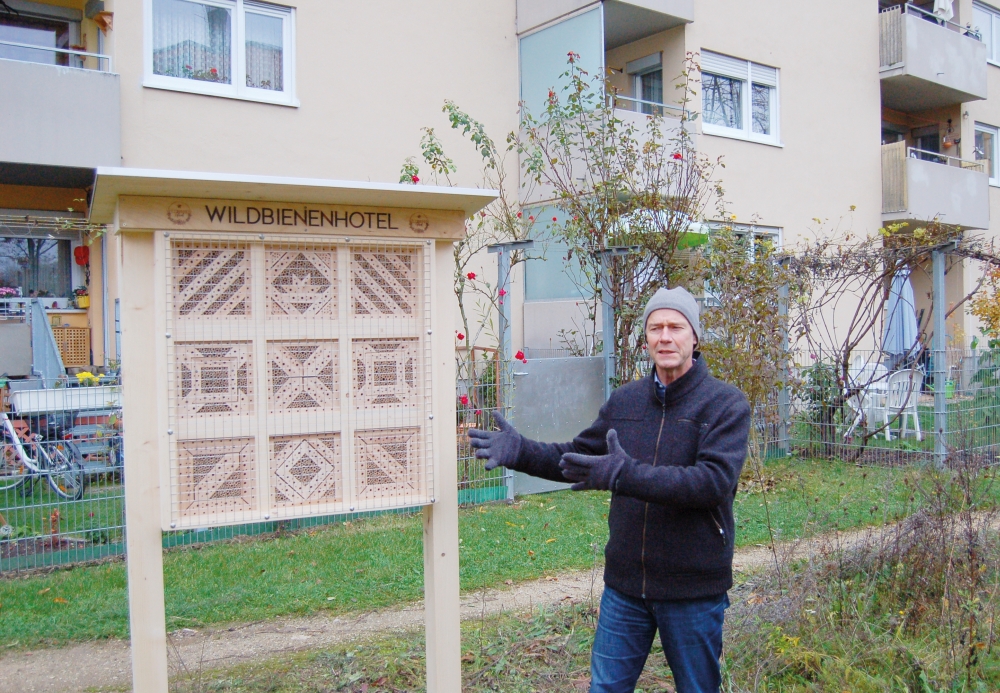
[0,351,515,575]
[1,375,124,573]
[7,346,994,574]
[788,347,1000,467]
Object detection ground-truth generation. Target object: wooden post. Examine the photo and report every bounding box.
[423,239,462,692]
[119,231,170,693]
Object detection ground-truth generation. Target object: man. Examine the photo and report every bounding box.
[468,286,750,693]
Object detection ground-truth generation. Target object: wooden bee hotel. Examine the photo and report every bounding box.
[90,168,496,693]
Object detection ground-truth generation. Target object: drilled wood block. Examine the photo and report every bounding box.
[350,247,418,316]
[267,341,339,412]
[354,427,422,501]
[351,339,418,409]
[270,434,342,506]
[266,247,337,317]
[172,243,252,319]
[176,437,256,517]
[176,342,254,417]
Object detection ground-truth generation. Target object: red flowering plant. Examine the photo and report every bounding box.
[518,52,720,380]
[180,64,226,82]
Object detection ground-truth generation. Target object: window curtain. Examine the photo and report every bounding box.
[153,0,232,83]
[245,10,282,90]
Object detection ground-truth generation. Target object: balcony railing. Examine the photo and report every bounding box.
[880,2,980,67]
[881,140,989,228]
[0,40,112,72]
[612,95,685,119]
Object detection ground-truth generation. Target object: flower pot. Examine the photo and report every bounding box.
[76,296,90,308]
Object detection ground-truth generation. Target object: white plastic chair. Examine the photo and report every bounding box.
[878,369,923,441]
[844,355,888,436]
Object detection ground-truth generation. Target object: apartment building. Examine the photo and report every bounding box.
[0,0,995,376]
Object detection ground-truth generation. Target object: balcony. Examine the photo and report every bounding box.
[0,43,120,169]
[879,3,987,112]
[517,0,693,43]
[881,141,989,230]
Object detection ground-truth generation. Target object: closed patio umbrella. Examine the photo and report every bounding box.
[882,268,919,364]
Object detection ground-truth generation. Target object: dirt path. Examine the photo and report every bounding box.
[0,525,909,693]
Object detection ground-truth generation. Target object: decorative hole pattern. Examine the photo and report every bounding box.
[267,341,339,412]
[177,438,256,516]
[176,342,254,417]
[352,339,418,408]
[270,435,342,506]
[163,235,433,526]
[172,243,251,318]
[354,428,421,501]
[266,248,337,317]
[351,248,418,316]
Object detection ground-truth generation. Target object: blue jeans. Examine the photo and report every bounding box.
[590,586,729,693]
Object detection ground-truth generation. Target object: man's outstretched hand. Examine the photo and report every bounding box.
[468,411,523,471]
[559,429,632,492]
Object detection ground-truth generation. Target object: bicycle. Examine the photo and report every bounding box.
[0,411,85,500]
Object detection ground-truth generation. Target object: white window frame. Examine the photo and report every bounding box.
[143,0,297,107]
[974,2,1000,66]
[975,121,1000,185]
[700,50,780,147]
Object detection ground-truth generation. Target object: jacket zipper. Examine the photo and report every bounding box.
[710,508,726,546]
[641,397,667,599]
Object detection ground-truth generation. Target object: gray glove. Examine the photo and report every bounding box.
[559,429,632,492]
[468,411,523,471]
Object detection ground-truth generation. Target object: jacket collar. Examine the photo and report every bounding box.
[649,352,708,405]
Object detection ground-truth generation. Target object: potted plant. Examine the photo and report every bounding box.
[74,286,90,309]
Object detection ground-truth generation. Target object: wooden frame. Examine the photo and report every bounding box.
[108,184,491,693]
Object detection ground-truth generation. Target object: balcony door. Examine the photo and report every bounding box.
[0,4,80,67]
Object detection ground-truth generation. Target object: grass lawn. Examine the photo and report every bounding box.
[0,456,991,649]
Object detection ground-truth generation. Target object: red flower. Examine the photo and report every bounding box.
[210,67,218,75]
[522,358,528,364]
[498,288,507,297]
[466,272,476,280]
[672,152,683,160]
[411,174,420,183]
[184,64,192,70]
[517,211,522,218]
[552,216,558,222]
[474,409,482,416]
[460,394,469,406]
[515,350,525,360]
[528,215,535,221]
[457,333,465,341]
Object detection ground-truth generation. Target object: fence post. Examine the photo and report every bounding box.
[777,268,791,457]
[932,246,950,468]
[595,247,640,401]
[487,240,533,501]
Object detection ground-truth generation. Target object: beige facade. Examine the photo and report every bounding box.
[1,0,998,374]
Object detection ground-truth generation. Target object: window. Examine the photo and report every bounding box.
[145,0,295,105]
[0,3,80,67]
[626,52,664,115]
[976,122,999,183]
[974,2,1000,64]
[0,237,73,299]
[701,50,779,145]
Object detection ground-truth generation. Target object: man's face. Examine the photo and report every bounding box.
[645,308,697,376]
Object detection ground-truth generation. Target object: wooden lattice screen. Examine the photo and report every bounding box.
[162,234,434,528]
[52,327,91,367]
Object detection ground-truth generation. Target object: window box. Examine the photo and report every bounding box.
[143,0,296,106]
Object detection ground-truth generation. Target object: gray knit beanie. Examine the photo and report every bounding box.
[642,287,701,343]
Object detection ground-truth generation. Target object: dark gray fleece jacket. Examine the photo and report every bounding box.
[513,354,750,601]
